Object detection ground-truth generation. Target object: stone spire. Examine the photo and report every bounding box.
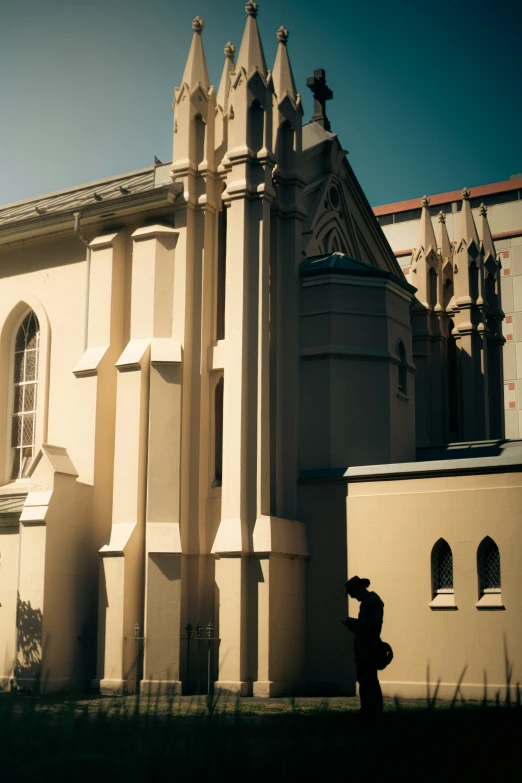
[181,16,210,91]
[438,210,452,262]
[437,210,453,284]
[477,203,497,266]
[417,195,437,253]
[236,1,267,78]
[455,187,479,251]
[217,42,236,111]
[272,26,297,103]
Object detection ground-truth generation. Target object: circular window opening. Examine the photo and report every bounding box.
[329,185,340,210]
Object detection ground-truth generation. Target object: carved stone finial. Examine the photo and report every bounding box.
[192,16,204,33]
[224,42,236,58]
[438,210,446,224]
[462,187,470,200]
[245,1,258,17]
[277,26,289,44]
[421,195,430,208]
[479,202,488,217]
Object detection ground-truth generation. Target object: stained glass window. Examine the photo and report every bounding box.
[11,312,39,480]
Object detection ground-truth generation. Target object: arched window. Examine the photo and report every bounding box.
[216,201,227,341]
[10,311,40,480]
[432,538,453,595]
[248,100,264,156]
[213,376,224,488]
[397,340,408,396]
[447,319,458,439]
[428,268,438,310]
[193,114,206,168]
[478,537,501,594]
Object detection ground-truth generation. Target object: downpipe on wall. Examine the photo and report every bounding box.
[73,212,91,352]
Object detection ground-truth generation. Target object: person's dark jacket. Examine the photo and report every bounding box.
[345,591,384,662]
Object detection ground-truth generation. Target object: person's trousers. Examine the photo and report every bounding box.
[356,660,383,716]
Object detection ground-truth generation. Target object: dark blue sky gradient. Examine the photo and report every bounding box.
[1,0,520,206]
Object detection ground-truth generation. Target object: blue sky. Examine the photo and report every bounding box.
[0,0,520,207]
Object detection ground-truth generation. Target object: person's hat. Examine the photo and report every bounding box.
[345,576,370,595]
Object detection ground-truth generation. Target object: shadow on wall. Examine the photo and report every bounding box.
[299,480,354,695]
[14,595,43,690]
[13,596,97,694]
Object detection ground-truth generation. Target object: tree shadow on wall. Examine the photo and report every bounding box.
[14,595,44,692]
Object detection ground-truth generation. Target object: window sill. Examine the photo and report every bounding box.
[476,593,504,610]
[397,391,409,403]
[429,593,457,610]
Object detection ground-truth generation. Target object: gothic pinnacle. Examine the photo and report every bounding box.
[438,210,446,223]
[180,13,210,90]
[479,203,488,217]
[273,24,297,103]
[217,42,236,110]
[416,190,437,254]
[456,187,479,248]
[236,0,267,77]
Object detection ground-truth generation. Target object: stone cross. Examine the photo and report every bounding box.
[306,69,333,132]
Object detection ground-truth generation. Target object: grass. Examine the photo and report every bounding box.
[0,692,520,782]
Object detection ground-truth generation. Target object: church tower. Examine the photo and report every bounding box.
[450,188,490,441]
[478,202,504,439]
[411,196,446,445]
[210,2,308,697]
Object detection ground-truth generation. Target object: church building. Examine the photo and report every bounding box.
[1,3,521,699]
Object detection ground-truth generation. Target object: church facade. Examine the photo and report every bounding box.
[1,3,521,699]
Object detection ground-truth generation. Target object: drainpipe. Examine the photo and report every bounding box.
[73,212,91,352]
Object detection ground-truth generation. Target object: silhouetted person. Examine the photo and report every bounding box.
[343,576,384,718]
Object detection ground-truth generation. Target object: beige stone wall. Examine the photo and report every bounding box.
[347,471,522,700]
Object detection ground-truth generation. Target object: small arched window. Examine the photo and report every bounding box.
[428,268,438,310]
[216,200,227,341]
[397,340,408,396]
[213,376,224,488]
[432,538,453,595]
[248,100,264,156]
[10,311,40,480]
[193,114,206,168]
[478,537,501,594]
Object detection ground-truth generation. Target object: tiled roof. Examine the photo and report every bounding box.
[0,167,159,228]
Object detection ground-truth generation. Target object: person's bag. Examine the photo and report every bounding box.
[374,640,394,670]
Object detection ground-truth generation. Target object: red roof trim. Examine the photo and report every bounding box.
[373,177,522,217]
